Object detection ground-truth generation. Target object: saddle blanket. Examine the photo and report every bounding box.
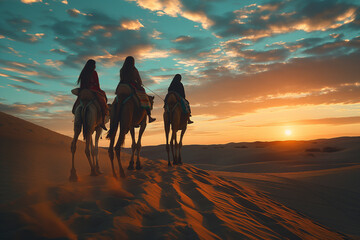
[180,98,190,114]
[135,89,151,109]
[164,93,190,114]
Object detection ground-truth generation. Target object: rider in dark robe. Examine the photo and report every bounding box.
[116,56,156,123]
[168,74,193,124]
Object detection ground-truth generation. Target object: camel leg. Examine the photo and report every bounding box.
[94,127,102,174]
[108,136,117,178]
[170,131,177,165]
[174,132,179,165]
[178,128,186,165]
[164,115,171,167]
[85,134,97,176]
[135,121,146,170]
[115,130,126,178]
[128,128,136,170]
[90,136,96,171]
[70,123,81,182]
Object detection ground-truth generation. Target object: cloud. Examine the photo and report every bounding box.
[27,33,45,42]
[172,35,215,57]
[66,8,88,17]
[0,16,44,43]
[21,0,42,4]
[0,72,41,85]
[185,52,360,118]
[222,43,290,62]
[246,116,360,127]
[0,102,73,124]
[0,59,63,80]
[7,47,22,57]
[173,35,194,43]
[212,0,359,40]
[44,59,63,70]
[120,19,144,30]
[128,0,214,29]
[8,84,51,95]
[304,36,360,55]
[44,13,166,67]
[150,29,162,39]
[50,48,68,54]
[128,0,182,17]
[92,45,172,67]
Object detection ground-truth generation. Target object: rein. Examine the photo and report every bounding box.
[143,84,164,101]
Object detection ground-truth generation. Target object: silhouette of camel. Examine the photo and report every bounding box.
[107,84,154,178]
[70,89,109,182]
[164,92,189,166]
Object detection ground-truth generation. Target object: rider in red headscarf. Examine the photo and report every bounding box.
[72,59,108,130]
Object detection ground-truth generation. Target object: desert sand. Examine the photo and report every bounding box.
[139,138,360,238]
[0,111,356,239]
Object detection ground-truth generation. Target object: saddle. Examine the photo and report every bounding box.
[72,88,102,116]
[164,91,190,114]
[115,84,151,109]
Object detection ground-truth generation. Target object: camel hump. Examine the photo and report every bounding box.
[116,84,132,96]
[79,89,96,101]
[165,92,180,104]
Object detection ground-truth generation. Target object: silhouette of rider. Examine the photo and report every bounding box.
[116,56,156,123]
[72,59,108,130]
[168,74,193,124]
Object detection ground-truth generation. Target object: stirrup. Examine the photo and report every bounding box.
[188,119,194,124]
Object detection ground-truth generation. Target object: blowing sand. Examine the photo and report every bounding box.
[0,111,357,239]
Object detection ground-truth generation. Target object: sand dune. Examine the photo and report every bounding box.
[0,112,354,239]
[1,161,348,240]
[139,138,360,238]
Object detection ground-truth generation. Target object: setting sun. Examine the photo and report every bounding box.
[285,129,292,136]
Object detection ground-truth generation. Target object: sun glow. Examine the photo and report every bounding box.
[285,129,292,136]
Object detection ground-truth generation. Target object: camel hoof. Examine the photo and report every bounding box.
[178,162,183,165]
[128,165,135,170]
[69,169,78,182]
[96,167,103,175]
[136,164,142,170]
[90,169,99,176]
[120,169,126,178]
[168,162,172,167]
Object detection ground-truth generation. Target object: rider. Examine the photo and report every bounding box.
[116,56,156,123]
[72,59,108,130]
[168,74,193,124]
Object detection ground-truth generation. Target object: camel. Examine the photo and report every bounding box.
[163,92,189,166]
[107,84,154,178]
[69,89,108,182]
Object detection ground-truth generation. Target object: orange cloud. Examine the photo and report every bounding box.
[21,0,42,3]
[121,19,144,30]
[128,0,213,29]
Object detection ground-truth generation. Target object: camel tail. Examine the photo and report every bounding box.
[106,103,119,139]
[82,104,90,140]
[106,96,124,139]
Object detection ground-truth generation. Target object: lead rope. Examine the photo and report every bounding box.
[143,84,165,101]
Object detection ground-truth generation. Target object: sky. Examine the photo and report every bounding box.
[1,0,360,147]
